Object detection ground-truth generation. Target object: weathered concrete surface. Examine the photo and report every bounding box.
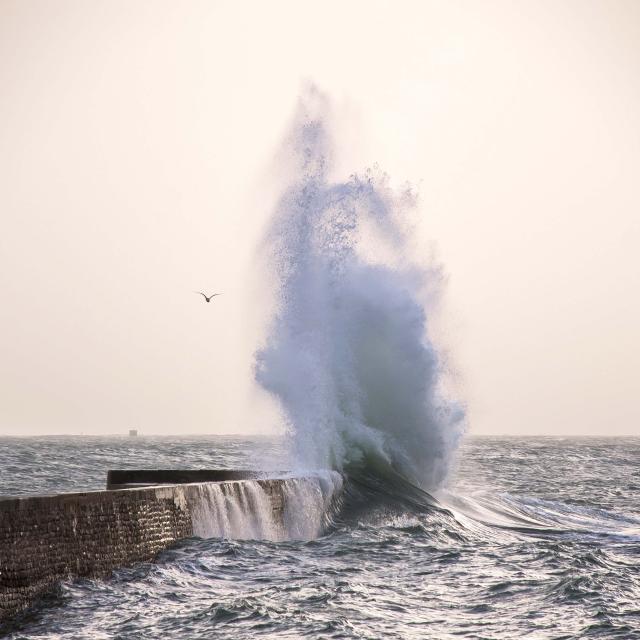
[106,469,261,489]
[0,478,287,621]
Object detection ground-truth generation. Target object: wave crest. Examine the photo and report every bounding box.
[255,89,464,491]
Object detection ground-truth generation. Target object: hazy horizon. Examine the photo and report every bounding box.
[1,0,639,437]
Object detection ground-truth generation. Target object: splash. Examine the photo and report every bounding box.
[255,89,464,491]
[190,472,343,541]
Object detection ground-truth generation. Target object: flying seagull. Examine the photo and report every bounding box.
[196,291,222,303]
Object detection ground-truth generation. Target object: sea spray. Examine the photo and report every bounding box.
[255,90,465,491]
[190,473,342,541]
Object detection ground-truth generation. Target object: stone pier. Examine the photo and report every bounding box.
[0,472,289,621]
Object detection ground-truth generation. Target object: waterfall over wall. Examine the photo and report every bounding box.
[0,472,344,620]
[191,471,343,541]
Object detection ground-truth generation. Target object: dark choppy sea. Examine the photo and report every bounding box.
[1,436,639,639]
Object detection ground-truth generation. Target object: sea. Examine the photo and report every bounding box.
[1,435,639,639]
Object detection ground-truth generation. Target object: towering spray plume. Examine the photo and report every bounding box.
[256,89,464,491]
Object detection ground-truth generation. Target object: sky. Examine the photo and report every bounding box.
[1,0,638,436]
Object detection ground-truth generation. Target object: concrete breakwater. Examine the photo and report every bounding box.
[0,471,342,621]
[106,469,262,489]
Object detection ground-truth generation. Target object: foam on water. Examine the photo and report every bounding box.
[255,88,464,490]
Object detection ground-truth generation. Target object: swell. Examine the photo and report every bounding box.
[334,473,447,533]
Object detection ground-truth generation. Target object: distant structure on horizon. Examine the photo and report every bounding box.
[129,429,138,437]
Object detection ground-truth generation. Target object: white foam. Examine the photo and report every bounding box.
[255,88,464,491]
[190,472,342,541]
[281,471,344,540]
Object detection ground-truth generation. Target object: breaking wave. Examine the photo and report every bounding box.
[255,88,465,491]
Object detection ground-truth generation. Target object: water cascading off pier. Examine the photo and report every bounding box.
[0,469,343,621]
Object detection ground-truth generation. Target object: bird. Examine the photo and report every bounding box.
[195,291,222,303]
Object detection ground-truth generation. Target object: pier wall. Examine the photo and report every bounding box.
[0,479,288,621]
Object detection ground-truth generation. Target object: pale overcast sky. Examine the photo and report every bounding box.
[1,0,638,436]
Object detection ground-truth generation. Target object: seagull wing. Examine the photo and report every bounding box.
[195,291,208,300]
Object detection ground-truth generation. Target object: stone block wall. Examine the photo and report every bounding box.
[0,479,287,621]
